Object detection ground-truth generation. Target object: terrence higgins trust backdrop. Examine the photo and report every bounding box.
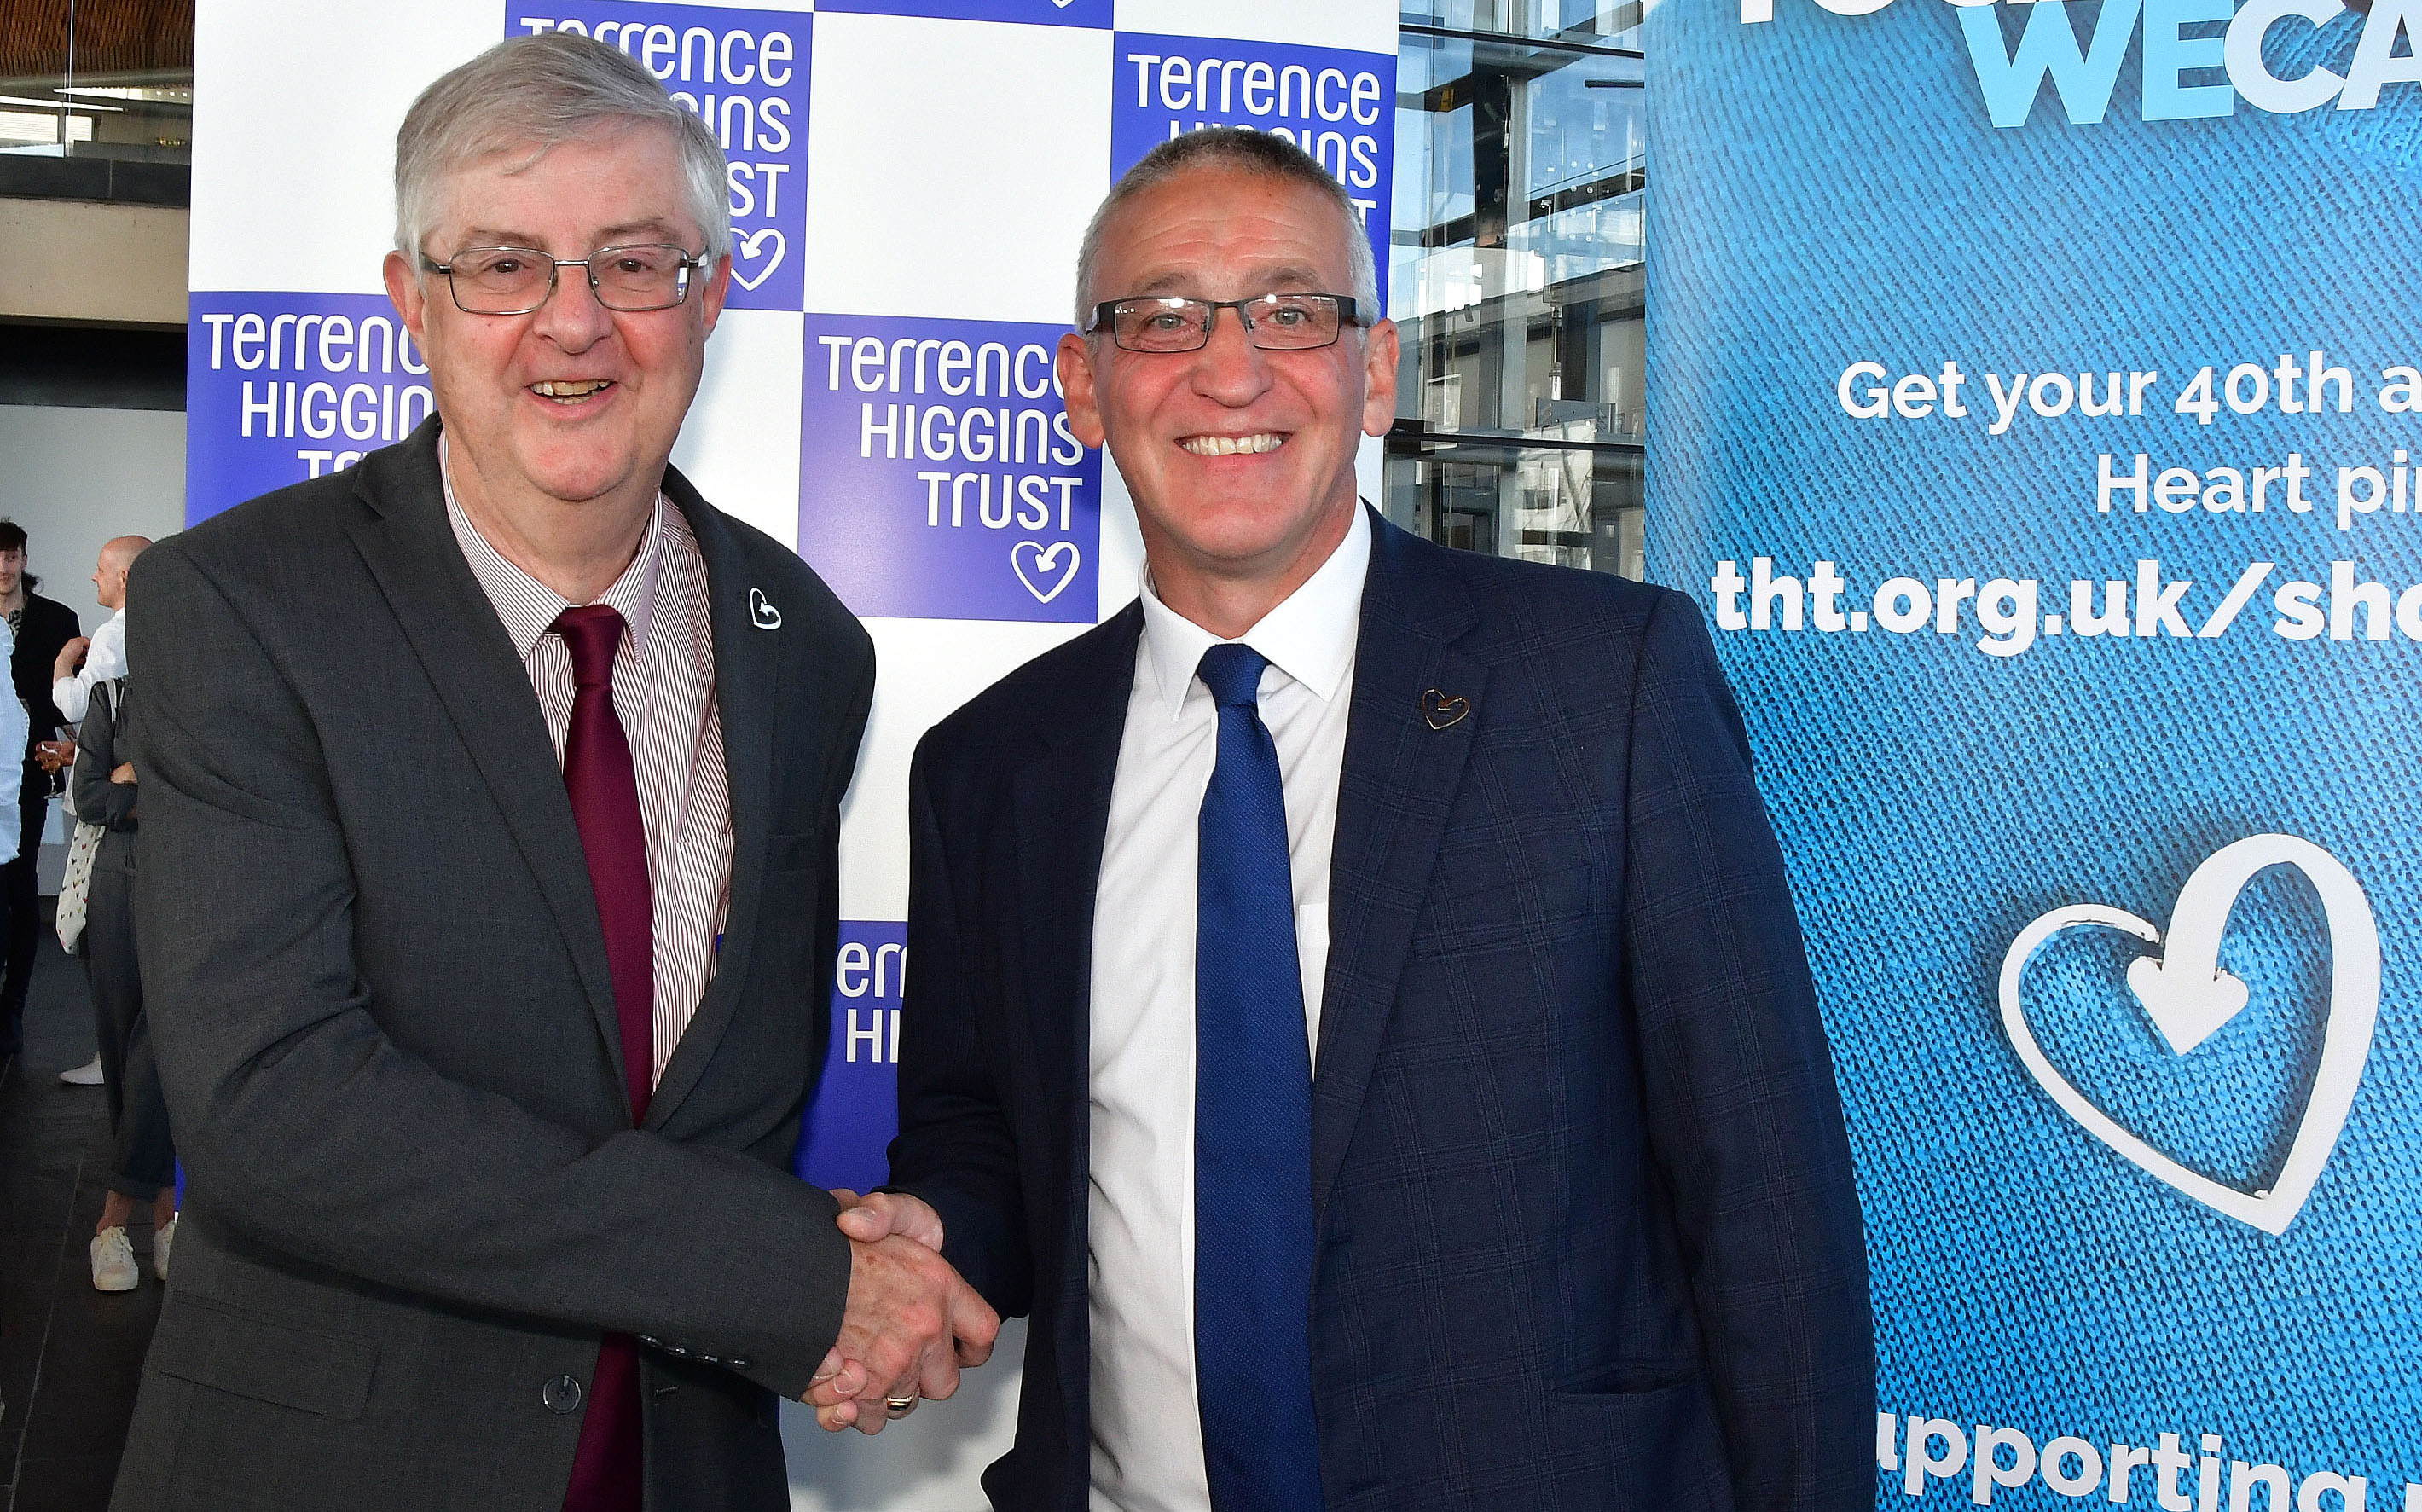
[183,1,1395,1506]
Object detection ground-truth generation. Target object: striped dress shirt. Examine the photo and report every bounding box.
[443,455,732,1086]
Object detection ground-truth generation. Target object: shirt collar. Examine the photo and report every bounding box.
[440,432,667,663]
[1139,502,1370,721]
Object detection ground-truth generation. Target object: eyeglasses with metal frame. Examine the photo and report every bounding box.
[420,243,712,316]
[1086,293,1364,353]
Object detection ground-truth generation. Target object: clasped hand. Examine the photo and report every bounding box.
[801,1189,999,1434]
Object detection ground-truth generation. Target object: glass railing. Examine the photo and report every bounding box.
[0,72,191,161]
[0,3,193,163]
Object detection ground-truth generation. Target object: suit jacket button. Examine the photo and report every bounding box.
[542,1375,583,1414]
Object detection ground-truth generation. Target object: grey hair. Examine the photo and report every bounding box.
[1073,127,1379,330]
[393,32,729,260]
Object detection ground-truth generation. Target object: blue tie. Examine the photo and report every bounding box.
[1192,643,1325,1512]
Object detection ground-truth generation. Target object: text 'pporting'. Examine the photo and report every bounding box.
[797,314,1102,623]
[508,3,809,312]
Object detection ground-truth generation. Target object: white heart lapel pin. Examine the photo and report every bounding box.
[749,588,783,630]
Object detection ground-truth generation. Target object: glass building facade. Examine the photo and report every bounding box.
[1388,1,1648,579]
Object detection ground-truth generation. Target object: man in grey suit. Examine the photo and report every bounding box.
[115,33,994,1512]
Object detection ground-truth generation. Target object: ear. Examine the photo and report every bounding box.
[383,250,427,345]
[698,251,732,336]
[1057,332,1107,449]
[1359,316,1400,438]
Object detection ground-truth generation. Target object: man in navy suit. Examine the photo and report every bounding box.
[814,127,1873,1512]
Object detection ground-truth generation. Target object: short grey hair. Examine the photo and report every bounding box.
[1074,128,1380,330]
[393,32,729,260]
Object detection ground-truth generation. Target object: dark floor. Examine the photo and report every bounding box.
[0,930,161,1512]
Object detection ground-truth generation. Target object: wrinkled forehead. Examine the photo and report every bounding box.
[426,123,696,250]
[1098,165,1357,297]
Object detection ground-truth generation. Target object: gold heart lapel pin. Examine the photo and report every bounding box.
[1422,690,1471,731]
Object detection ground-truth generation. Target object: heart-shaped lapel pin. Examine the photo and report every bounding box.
[1421,690,1469,731]
[748,588,782,630]
[1999,833,2379,1236]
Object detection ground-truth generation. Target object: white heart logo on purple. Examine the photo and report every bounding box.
[1011,540,1081,604]
[730,229,786,292]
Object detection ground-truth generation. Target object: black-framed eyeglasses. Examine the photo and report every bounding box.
[1086,293,1363,353]
[420,243,710,316]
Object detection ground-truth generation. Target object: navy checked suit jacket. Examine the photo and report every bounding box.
[891,511,1874,1512]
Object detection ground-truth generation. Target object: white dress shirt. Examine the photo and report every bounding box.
[1086,506,1370,1512]
[442,445,733,1086]
[54,607,126,727]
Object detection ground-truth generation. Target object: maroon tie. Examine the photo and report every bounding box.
[552,605,652,1512]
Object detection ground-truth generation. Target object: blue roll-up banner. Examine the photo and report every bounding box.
[1649,0,2421,1504]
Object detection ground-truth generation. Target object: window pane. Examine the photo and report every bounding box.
[1388,15,1645,578]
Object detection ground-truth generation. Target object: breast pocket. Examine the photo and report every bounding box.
[1410,859,1598,957]
[766,828,821,875]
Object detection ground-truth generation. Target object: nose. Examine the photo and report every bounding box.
[529,261,615,350]
[1189,304,1272,407]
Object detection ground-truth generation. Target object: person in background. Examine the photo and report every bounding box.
[72,671,175,1289]
[0,520,78,1061]
[53,536,149,727]
[54,536,148,1089]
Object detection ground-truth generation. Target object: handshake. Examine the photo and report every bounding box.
[801,1189,1000,1434]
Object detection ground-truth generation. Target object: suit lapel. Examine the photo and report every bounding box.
[1312,516,1486,1236]
[339,423,627,1091]
[1009,607,1140,1176]
[1004,606,1136,1434]
[642,470,785,1129]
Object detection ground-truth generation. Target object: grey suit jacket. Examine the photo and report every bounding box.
[112,420,874,1512]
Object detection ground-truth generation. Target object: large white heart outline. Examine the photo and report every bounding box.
[729,229,786,292]
[1998,834,2380,1236]
[1011,540,1081,604]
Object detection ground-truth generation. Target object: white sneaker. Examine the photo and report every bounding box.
[58,1055,103,1086]
[154,1215,177,1282]
[91,1227,138,1291]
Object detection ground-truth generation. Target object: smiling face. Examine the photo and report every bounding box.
[381,122,728,521]
[1058,164,1397,630]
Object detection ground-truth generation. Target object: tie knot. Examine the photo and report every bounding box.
[1197,643,1268,710]
[551,604,626,690]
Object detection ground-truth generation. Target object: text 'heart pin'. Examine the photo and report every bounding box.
[1999,833,2379,1236]
[749,588,782,630]
[1421,690,1469,731]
